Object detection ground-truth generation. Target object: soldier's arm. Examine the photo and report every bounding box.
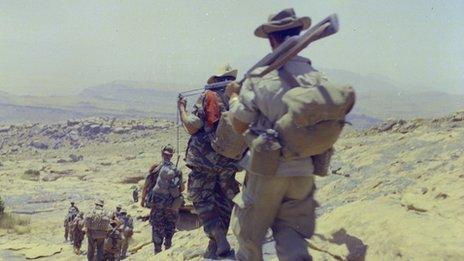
[228,80,257,134]
[178,96,204,134]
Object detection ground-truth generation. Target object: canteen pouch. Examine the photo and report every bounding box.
[211,111,248,160]
[245,130,281,176]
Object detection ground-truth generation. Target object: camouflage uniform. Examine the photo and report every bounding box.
[72,213,86,254]
[104,226,122,261]
[184,91,240,256]
[146,160,183,253]
[119,212,134,258]
[85,201,110,261]
[64,203,79,241]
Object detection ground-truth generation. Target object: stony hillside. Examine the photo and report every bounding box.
[0,111,463,260]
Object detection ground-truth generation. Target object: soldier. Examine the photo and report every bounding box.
[142,145,184,254]
[227,8,321,261]
[85,199,111,261]
[64,201,79,242]
[111,204,123,221]
[72,212,86,255]
[104,220,122,261]
[131,186,139,203]
[119,209,134,259]
[178,65,240,259]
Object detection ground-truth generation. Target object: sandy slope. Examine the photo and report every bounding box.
[0,112,463,260]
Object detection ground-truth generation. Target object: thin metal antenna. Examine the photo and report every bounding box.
[175,96,181,168]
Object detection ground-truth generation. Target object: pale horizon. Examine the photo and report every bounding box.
[1,0,463,96]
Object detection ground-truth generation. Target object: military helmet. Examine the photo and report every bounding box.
[116,204,122,209]
[162,144,175,155]
[70,201,75,205]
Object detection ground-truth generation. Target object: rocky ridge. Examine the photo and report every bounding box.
[0,111,463,260]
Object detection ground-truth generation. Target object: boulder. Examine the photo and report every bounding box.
[69,154,83,162]
[30,141,48,150]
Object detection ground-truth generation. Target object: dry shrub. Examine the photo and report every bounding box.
[0,212,31,234]
[22,169,40,181]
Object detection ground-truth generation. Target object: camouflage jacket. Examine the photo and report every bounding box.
[104,228,122,254]
[185,91,238,172]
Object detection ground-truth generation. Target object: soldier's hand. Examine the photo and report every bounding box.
[177,95,187,109]
[225,81,241,98]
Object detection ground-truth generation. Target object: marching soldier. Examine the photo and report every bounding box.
[85,199,111,261]
[142,145,184,254]
[119,209,134,259]
[227,8,321,261]
[64,201,79,242]
[178,65,240,259]
[104,220,123,261]
[72,212,86,255]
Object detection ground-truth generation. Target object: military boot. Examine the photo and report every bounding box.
[212,229,232,257]
[203,238,218,259]
[164,238,172,250]
[154,244,162,254]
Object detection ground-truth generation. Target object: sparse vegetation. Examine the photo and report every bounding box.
[22,169,41,181]
[0,212,31,235]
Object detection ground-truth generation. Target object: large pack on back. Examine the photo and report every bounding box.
[276,71,355,160]
[85,208,110,232]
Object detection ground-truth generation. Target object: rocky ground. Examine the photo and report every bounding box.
[0,111,463,260]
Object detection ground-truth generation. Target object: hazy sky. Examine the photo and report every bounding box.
[0,0,463,96]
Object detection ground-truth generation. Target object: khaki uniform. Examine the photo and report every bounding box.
[230,56,319,261]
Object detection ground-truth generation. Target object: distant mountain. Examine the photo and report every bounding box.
[324,69,464,119]
[1,73,462,127]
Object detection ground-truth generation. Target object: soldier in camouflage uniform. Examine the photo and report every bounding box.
[104,220,122,261]
[178,65,240,259]
[64,201,79,242]
[142,145,184,254]
[72,212,86,255]
[85,199,110,261]
[118,209,134,259]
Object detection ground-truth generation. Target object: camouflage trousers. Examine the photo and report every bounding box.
[150,206,178,247]
[188,167,239,237]
[73,230,85,252]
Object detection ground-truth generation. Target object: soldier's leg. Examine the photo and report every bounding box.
[150,208,165,253]
[69,225,74,242]
[188,170,222,236]
[120,238,128,258]
[272,177,316,261]
[96,238,105,261]
[163,209,179,249]
[87,236,95,261]
[231,174,289,261]
[64,222,69,241]
[216,169,239,230]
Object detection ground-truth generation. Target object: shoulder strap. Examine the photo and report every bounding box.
[278,67,300,88]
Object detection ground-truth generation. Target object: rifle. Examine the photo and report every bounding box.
[178,13,339,98]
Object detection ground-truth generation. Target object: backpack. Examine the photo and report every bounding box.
[86,208,110,231]
[206,91,247,160]
[211,111,248,160]
[275,70,355,159]
[145,165,162,208]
